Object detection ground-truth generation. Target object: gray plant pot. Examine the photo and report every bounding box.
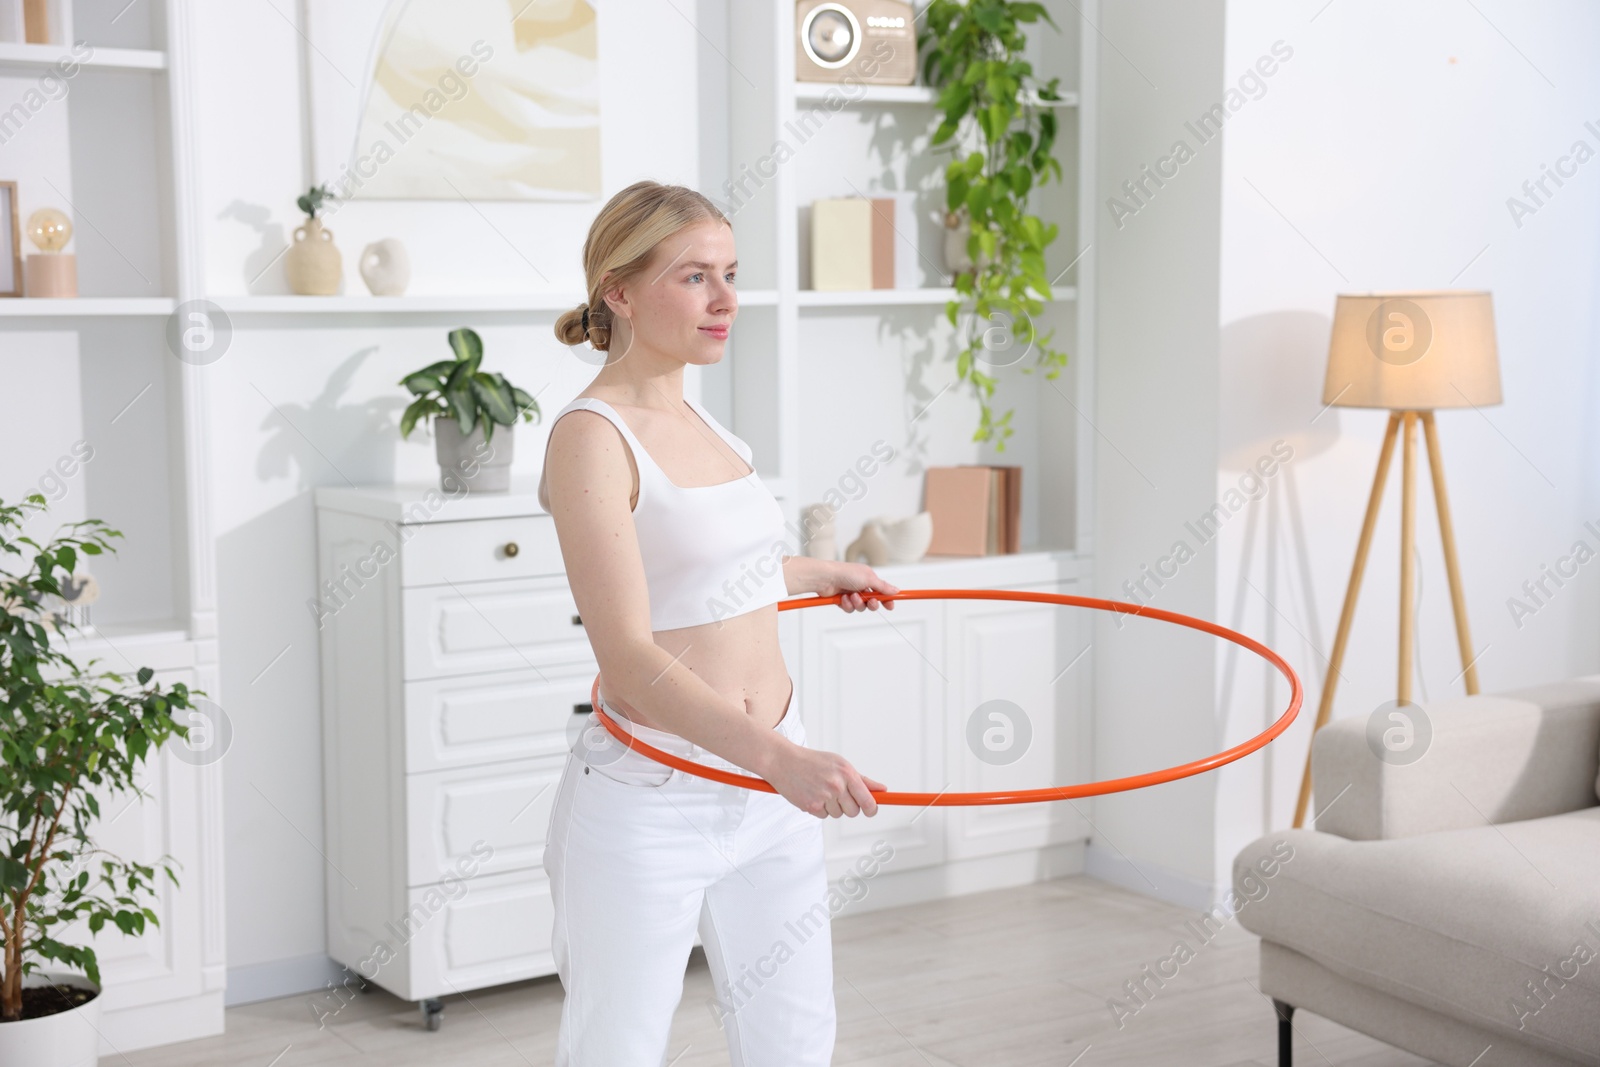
[433,417,514,493]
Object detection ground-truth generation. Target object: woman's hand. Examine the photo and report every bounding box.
[764,741,886,819]
[813,561,899,614]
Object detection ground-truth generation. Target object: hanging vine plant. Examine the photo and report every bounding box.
[919,0,1069,451]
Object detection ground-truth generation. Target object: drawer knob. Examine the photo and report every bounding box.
[503,541,520,558]
[574,702,592,715]
[571,614,583,627]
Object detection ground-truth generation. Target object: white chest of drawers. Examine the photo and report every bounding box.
[314,485,590,1019]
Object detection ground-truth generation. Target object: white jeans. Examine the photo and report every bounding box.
[542,689,836,1066]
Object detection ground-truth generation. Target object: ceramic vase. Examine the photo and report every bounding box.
[286,217,342,295]
[359,238,411,296]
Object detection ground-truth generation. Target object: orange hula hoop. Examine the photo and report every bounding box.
[587,588,1303,806]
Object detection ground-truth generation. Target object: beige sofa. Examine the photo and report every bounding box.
[1233,676,1600,1066]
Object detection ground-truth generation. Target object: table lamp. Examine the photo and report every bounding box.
[23,206,77,298]
[1292,290,1501,828]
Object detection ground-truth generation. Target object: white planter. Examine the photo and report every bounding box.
[0,972,101,1067]
[433,418,514,493]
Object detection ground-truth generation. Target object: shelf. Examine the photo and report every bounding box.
[0,297,176,317]
[214,289,780,317]
[0,42,167,70]
[794,83,1077,109]
[58,619,195,675]
[796,286,1076,308]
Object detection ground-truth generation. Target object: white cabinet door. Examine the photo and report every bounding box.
[62,666,217,1051]
[799,598,945,879]
[404,662,596,772]
[402,577,593,679]
[402,867,556,1000]
[405,756,567,886]
[945,584,1091,859]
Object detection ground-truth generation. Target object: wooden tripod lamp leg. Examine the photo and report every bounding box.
[1398,413,1418,705]
[1421,411,1482,695]
[1292,411,1403,828]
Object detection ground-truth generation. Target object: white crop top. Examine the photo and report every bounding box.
[546,395,792,631]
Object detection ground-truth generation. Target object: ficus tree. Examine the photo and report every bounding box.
[0,494,197,1022]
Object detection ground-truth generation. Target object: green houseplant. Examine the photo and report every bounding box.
[0,494,197,1058]
[399,327,541,493]
[919,0,1070,451]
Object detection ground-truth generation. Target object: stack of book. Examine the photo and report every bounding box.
[923,465,1022,556]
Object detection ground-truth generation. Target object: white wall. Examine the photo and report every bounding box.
[187,0,709,999]
[1211,0,1600,884]
[1091,0,1600,906]
[1089,0,1228,902]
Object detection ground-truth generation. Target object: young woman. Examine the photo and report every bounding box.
[539,180,899,1066]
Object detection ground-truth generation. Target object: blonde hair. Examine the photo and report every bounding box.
[555,180,731,352]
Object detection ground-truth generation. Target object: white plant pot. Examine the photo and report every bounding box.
[0,972,101,1067]
[433,418,514,494]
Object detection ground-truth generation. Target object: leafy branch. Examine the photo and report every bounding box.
[920,0,1070,451]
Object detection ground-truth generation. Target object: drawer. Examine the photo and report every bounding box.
[402,577,593,680]
[404,867,556,998]
[405,756,568,887]
[404,665,596,773]
[400,514,563,587]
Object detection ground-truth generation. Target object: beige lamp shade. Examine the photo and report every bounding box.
[1322,290,1502,409]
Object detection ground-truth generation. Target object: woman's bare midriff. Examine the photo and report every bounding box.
[597,603,795,733]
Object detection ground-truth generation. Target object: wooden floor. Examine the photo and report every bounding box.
[122,875,1432,1067]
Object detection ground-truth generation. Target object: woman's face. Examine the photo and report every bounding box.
[608,218,737,366]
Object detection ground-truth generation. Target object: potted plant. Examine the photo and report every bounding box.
[920,0,1071,451]
[399,327,541,493]
[285,183,342,295]
[0,494,198,1067]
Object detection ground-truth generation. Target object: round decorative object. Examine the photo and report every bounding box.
[26,207,72,252]
[587,588,1303,806]
[800,3,861,69]
[285,217,342,296]
[358,237,411,296]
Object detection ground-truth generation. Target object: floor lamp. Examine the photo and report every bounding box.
[1292,290,1502,829]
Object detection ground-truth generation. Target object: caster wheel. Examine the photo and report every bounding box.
[421,997,444,1032]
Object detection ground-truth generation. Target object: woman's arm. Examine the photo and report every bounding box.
[545,411,786,778]
[781,553,900,612]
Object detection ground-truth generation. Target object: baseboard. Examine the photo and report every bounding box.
[226,953,349,1007]
[100,990,225,1054]
[1083,842,1219,910]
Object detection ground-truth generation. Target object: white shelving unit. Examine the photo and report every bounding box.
[712,0,1095,563]
[0,0,225,1053]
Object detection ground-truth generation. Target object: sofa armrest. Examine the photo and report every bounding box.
[1310,675,1600,840]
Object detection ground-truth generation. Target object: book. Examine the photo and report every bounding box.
[956,464,1023,554]
[923,466,994,556]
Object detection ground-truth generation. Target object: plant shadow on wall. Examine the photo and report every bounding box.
[256,347,407,490]
[216,200,288,294]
